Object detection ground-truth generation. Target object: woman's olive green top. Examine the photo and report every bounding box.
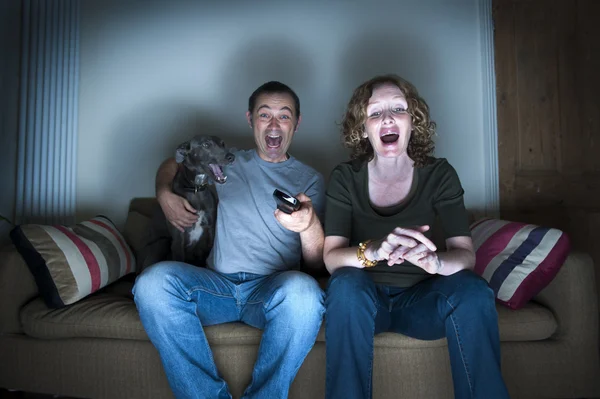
[325,157,471,288]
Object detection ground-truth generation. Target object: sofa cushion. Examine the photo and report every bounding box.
[470,218,570,310]
[20,280,263,345]
[123,211,153,255]
[10,216,136,308]
[20,280,558,345]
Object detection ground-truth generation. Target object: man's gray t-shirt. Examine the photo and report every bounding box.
[207,149,325,275]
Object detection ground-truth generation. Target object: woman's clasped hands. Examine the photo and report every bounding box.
[364,225,442,274]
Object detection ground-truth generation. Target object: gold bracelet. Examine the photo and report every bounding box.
[357,240,378,268]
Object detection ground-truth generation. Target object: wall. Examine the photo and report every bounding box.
[493,0,600,312]
[0,1,21,244]
[78,0,489,227]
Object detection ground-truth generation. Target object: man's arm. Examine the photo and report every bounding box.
[156,158,178,198]
[299,210,325,270]
[156,158,198,232]
[274,193,324,270]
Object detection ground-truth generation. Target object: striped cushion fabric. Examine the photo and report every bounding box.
[10,216,136,308]
[470,218,570,310]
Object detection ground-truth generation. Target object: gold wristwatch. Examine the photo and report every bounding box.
[357,240,378,268]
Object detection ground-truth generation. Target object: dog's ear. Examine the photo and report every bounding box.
[175,141,190,163]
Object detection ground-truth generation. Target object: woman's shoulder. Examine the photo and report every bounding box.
[418,157,463,187]
[327,159,367,190]
[420,156,456,174]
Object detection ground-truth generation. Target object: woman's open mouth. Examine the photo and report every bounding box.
[380,133,399,144]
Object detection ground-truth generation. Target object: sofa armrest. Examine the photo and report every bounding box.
[533,250,598,346]
[0,243,39,334]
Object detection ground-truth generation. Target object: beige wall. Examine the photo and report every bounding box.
[0,1,21,244]
[78,0,490,227]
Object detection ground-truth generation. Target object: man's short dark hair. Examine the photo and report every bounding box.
[248,81,301,118]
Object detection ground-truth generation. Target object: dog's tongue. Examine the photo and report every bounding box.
[209,164,226,183]
[266,136,282,148]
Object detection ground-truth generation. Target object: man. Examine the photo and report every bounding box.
[133,81,326,399]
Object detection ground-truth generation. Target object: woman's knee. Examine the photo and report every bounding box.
[327,267,375,296]
[449,270,496,311]
[326,267,377,312]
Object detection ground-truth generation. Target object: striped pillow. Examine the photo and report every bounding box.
[470,218,570,310]
[10,216,135,308]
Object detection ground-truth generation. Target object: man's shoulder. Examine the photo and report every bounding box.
[290,156,324,182]
[231,148,254,162]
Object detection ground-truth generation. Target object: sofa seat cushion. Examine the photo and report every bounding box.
[316,301,556,347]
[19,279,263,345]
[20,280,558,345]
[20,280,147,341]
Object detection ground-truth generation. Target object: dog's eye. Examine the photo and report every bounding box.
[202,142,211,148]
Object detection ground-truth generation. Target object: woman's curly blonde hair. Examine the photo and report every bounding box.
[341,74,436,167]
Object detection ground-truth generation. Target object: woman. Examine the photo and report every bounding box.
[324,75,509,399]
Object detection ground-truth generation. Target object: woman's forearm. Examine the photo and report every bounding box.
[436,248,476,276]
[324,246,366,275]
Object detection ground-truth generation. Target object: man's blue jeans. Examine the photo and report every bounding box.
[132,261,325,399]
[325,267,509,399]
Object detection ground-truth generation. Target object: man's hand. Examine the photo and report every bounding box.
[157,190,198,232]
[274,193,317,233]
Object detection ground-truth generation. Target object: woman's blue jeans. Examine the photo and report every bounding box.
[325,267,510,399]
[132,261,324,399]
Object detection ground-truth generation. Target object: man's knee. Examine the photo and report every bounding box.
[269,271,325,319]
[132,261,186,307]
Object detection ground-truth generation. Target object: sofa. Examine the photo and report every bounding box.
[1,198,600,399]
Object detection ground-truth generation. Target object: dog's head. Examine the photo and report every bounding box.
[175,135,235,184]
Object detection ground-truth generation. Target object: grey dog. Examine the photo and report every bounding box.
[168,135,235,265]
[136,135,235,271]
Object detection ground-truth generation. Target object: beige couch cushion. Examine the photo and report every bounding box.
[123,210,154,255]
[20,279,557,346]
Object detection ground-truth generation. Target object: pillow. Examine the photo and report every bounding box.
[470,218,570,310]
[10,215,136,308]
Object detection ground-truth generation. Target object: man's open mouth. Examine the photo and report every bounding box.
[266,134,282,148]
[208,164,227,184]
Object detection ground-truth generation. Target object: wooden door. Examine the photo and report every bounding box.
[493,0,600,288]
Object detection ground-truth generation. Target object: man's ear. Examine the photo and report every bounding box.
[246,111,253,128]
[294,115,302,132]
[175,141,190,163]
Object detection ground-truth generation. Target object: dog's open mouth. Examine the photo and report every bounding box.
[209,164,227,184]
